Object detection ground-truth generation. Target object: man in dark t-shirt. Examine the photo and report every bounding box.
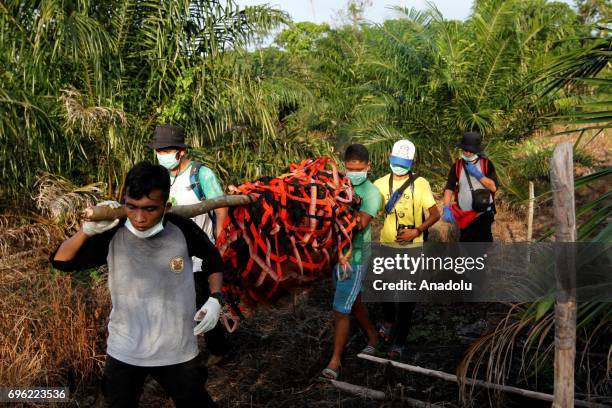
[51,162,223,408]
[441,132,498,242]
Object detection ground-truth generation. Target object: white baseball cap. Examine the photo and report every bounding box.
[390,139,415,168]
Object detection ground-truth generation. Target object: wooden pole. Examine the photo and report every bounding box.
[550,142,577,408]
[527,181,534,242]
[81,194,255,221]
[357,354,607,408]
[329,379,385,400]
[329,379,444,407]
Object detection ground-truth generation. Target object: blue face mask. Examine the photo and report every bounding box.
[390,164,410,176]
[156,152,180,170]
[346,171,368,186]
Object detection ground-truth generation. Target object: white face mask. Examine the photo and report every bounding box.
[125,216,164,239]
[156,152,181,170]
[461,153,478,163]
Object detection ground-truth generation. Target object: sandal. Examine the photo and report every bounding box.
[319,367,340,381]
[360,344,377,356]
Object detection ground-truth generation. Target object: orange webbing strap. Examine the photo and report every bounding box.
[216,157,359,307]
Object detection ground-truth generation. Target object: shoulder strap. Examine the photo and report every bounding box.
[465,164,475,192]
[462,158,488,192]
[388,172,414,199]
[385,172,415,214]
[189,161,206,201]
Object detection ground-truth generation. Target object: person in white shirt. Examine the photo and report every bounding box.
[147,124,230,364]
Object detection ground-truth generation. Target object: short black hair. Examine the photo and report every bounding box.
[123,161,170,203]
[344,144,369,163]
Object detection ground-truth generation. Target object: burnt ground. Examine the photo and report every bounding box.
[118,284,520,408]
[126,280,605,408]
[85,171,610,407]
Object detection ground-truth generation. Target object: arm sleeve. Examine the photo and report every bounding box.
[198,166,224,200]
[373,178,387,213]
[419,178,437,210]
[444,163,458,191]
[167,213,224,275]
[485,160,499,188]
[360,185,381,218]
[49,227,117,272]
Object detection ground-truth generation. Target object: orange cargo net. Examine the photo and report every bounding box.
[216,157,360,314]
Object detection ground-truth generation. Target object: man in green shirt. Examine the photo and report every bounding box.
[320,144,381,381]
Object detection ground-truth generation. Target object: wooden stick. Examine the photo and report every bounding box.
[401,396,445,408]
[527,181,534,242]
[550,142,577,408]
[81,194,255,221]
[357,354,609,408]
[329,379,385,400]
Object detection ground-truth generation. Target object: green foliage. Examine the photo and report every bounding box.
[0,0,606,209]
[0,0,315,200]
[254,0,583,191]
[275,22,330,54]
[516,142,595,181]
[575,0,611,24]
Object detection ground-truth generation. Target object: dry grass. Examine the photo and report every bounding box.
[0,223,110,406]
[59,88,127,134]
[34,172,105,231]
[1,176,110,406]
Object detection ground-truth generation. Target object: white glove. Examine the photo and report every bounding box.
[82,200,121,236]
[193,297,221,336]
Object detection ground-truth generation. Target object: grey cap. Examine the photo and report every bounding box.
[147,125,189,150]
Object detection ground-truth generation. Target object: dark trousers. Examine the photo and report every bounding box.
[460,211,494,242]
[194,272,230,356]
[102,354,216,408]
[382,302,416,347]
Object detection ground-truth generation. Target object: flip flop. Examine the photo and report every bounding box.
[360,345,377,356]
[319,367,340,381]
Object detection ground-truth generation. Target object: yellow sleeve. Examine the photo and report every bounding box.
[418,178,437,210]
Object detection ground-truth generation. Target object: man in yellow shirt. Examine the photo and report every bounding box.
[373,139,440,359]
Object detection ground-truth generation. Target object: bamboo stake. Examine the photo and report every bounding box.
[550,142,577,408]
[357,354,608,408]
[401,397,444,408]
[329,379,385,400]
[527,181,534,242]
[331,379,445,407]
[80,194,255,221]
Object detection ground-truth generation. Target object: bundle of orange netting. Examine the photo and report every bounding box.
[216,157,360,319]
